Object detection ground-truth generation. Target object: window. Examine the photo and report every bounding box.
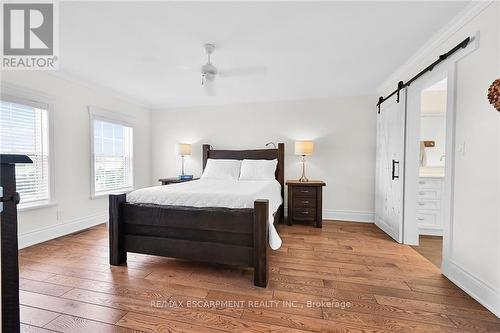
[0,98,51,208]
[91,115,133,197]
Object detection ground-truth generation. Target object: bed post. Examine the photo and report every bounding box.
[202,144,211,170]
[109,193,127,265]
[253,199,269,287]
[277,143,285,224]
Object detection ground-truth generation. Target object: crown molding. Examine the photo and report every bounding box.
[377,1,493,94]
[45,69,153,110]
[150,93,377,111]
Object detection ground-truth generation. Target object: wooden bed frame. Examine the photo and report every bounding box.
[109,143,284,287]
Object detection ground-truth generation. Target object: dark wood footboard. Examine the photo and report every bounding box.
[109,194,270,287]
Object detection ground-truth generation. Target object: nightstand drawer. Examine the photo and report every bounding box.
[293,208,316,221]
[294,198,316,208]
[293,186,316,198]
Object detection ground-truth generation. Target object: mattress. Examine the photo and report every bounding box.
[127,179,283,250]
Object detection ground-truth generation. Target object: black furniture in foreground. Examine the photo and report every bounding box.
[109,143,284,287]
[1,154,32,333]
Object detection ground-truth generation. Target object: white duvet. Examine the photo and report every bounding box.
[127,179,283,250]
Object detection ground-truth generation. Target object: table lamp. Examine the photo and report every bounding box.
[295,141,314,182]
[176,143,193,179]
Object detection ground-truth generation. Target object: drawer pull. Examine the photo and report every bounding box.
[418,191,425,195]
[417,217,424,221]
[419,181,425,185]
[300,190,309,193]
[418,202,425,206]
[302,211,309,214]
[301,200,309,204]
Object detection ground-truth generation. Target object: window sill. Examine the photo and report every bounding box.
[91,188,135,200]
[18,201,57,212]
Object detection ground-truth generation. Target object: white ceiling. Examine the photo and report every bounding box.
[59,1,469,108]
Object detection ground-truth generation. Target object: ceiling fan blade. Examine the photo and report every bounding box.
[219,65,268,77]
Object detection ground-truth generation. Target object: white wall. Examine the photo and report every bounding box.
[421,90,447,113]
[420,114,446,167]
[0,71,151,248]
[151,96,377,222]
[381,2,500,316]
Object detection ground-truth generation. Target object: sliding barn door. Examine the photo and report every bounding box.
[375,91,407,243]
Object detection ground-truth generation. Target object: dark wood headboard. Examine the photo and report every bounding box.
[202,143,285,199]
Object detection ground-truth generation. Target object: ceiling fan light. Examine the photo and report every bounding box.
[201,72,215,85]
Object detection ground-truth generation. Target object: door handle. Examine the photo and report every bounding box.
[392,160,400,180]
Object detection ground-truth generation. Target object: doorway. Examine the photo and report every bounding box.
[410,78,447,268]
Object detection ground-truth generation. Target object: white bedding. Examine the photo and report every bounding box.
[127,179,283,250]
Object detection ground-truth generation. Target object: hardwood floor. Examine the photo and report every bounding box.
[411,235,443,268]
[19,221,500,333]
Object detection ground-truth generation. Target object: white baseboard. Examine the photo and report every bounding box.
[18,211,108,249]
[418,227,443,236]
[445,260,500,318]
[323,209,374,223]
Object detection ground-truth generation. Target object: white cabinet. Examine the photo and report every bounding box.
[417,176,444,236]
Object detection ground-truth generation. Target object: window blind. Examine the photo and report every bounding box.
[0,99,50,207]
[93,119,133,195]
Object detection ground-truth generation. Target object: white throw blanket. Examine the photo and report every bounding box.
[127,179,283,250]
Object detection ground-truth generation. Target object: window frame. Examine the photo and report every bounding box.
[89,106,135,199]
[0,86,56,211]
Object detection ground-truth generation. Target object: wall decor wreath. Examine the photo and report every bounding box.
[488,78,500,112]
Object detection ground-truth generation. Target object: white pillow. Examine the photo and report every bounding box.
[201,159,242,180]
[239,159,277,180]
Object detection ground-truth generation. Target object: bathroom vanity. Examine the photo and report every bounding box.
[417,167,444,236]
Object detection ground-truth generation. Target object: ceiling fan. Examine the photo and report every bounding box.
[201,43,217,96]
[200,43,267,96]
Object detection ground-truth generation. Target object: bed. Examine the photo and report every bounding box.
[109,143,284,287]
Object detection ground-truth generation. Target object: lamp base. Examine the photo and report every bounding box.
[298,175,309,182]
[298,155,309,182]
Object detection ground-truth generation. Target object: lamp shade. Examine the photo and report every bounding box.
[176,143,192,156]
[295,141,314,156]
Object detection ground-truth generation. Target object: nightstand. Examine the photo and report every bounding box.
[158,177,199,185]
[286,180,326,228]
